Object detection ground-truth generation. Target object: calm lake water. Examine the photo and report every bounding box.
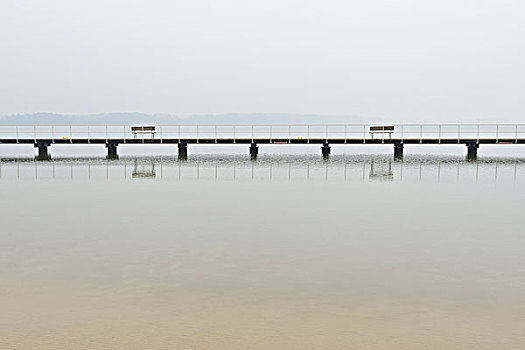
[1,154,524,349]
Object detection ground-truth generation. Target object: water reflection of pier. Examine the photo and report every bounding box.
[369,161,393,181]
[132,160,156,178]
[0,158,522,185]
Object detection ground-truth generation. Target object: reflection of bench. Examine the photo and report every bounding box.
[369,161,393,181]
[131,126,156,139]
[370,125,394,139]
[132,160,156,178]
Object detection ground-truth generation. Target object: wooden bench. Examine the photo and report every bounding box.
[131,126,156,139]
[369,125,394,139]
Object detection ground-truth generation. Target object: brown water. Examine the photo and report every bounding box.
[1,157,524,349]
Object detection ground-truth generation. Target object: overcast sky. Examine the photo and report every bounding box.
[0,0,524,122]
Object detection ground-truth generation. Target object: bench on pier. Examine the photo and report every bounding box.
[370,125,394,139]
[131,126,156,139]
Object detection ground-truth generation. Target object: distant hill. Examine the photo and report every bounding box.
[0,113,367,125]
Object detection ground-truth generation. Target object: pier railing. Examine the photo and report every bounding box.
[1,124,525,142]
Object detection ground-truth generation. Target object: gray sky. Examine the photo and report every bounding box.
[0,0,524,122]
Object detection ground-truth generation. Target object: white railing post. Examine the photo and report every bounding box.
[159,125,162,144]
[438,125,441,143]
[233,125,236,143]
[496,125,499,143]
[516,125,518,144]
[251,125,254,142]
[270,125,272,142]
[307,125,309,143]
[105,125,108,142]
[419,125,422,144]
[87,126,90,143]
[477,125,480,143]
[196,125,199,143]
[33,125,36,142]
[215,126,217,143]
[178,125,181,142]
[457,125,460,143]
[363,125,366,143]
[52,125,54,142]
[289,125,291,143]
[344,125,347,143]
[16,126,19,143]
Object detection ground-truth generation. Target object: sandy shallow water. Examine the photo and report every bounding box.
[1,157,524,349]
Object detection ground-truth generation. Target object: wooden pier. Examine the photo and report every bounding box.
[1,124,524,160]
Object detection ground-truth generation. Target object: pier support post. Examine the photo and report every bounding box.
[322,142,331,159]
[394,141,404,160]
[34,141,51,161]
[250,142,258,160]
[106,142,119,160]
[466,141,478,161]
[178,142,188,160]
